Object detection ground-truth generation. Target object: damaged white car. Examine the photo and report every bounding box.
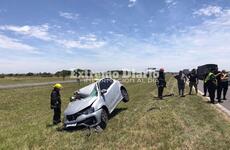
[63,78,129,129]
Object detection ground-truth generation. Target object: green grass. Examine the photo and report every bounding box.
[1,76,230,149]
[0,76,72,85]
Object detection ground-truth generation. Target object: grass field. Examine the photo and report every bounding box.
[1,75,230,149]
[0,76,72,85]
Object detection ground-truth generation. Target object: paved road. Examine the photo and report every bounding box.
[197,80,230,110]
[0,80,79,90]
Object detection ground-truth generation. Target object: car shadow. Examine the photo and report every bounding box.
[109,107,128,120]
[57,125,85,132]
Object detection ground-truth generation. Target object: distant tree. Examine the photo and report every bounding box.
[54,70,71,80]
[41,72,53,77]
[26,72,34,76]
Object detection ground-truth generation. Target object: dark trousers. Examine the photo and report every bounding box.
[158,87,164,99]
[208,87,216,103]
[189,82,198,94]
[204,82,208,96]
[53,106,61,124]
[222,82,228,99]
[178,83,185,96]
[217,85,222,100]
[178,88,184,96]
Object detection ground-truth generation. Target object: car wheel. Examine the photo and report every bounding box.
[99,109,108,130]
[121,88,129,102]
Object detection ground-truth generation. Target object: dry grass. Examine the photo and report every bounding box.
[1,75,230,149]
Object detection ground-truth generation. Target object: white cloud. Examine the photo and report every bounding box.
[165,0,177,8]
[58,34,106,49]
[128,0,137,8]
[59,11,79,20]
[193,5,223,17]
[0,23,106,50]
[0,34,37,53]
[0,24,51,41]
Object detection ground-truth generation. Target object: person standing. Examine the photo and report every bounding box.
[50,83,63,125]
[205,69,217,104]
[188,69,198,95]
[216,71,222,102]
[221,70,229,100]
[156,68,166,99]
[175,71,186,97]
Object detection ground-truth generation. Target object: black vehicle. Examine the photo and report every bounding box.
[182,69,190,76]
[197,64,218,80]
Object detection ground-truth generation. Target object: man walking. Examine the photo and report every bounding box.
[188,69,198,95]
[50,83,63,125]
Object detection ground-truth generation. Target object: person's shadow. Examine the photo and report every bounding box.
[153,93,175,100]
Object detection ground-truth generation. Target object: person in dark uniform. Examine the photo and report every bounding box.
[156,68,166,99]
[203,73,209,96]
[205,69,217,104]
[221,70,229,100]
[50,83,63,125]
[175,71,186,97]
[188,69,198,95]
[216,71,222,102]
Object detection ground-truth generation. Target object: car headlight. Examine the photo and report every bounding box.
[82,107,95,115]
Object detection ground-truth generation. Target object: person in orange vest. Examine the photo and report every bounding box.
[50,83,63,125]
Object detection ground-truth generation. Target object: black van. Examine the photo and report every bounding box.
[197,64,218,80]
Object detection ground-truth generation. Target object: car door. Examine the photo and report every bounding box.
[99,79,115,111]
[108,81,120,110]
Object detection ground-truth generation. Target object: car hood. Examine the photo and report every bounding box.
[64,96,97,115]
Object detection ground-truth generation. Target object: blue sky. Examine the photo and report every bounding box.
[0,0,230,73]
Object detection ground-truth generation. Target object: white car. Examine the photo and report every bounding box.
[63,78,129,129]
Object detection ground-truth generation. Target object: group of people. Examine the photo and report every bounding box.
[156,68,229,104]
[174,69,199,97]
[203,69,229,103]
[156,68,199,99]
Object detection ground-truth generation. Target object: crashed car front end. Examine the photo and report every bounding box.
[64,106,103,128]
[63,83,104,128]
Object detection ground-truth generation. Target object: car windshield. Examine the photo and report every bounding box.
[89,85,98,97]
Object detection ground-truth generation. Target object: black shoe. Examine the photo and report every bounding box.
[218,100,223,103]
[203,94,206,96]
[223,98,227,100]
